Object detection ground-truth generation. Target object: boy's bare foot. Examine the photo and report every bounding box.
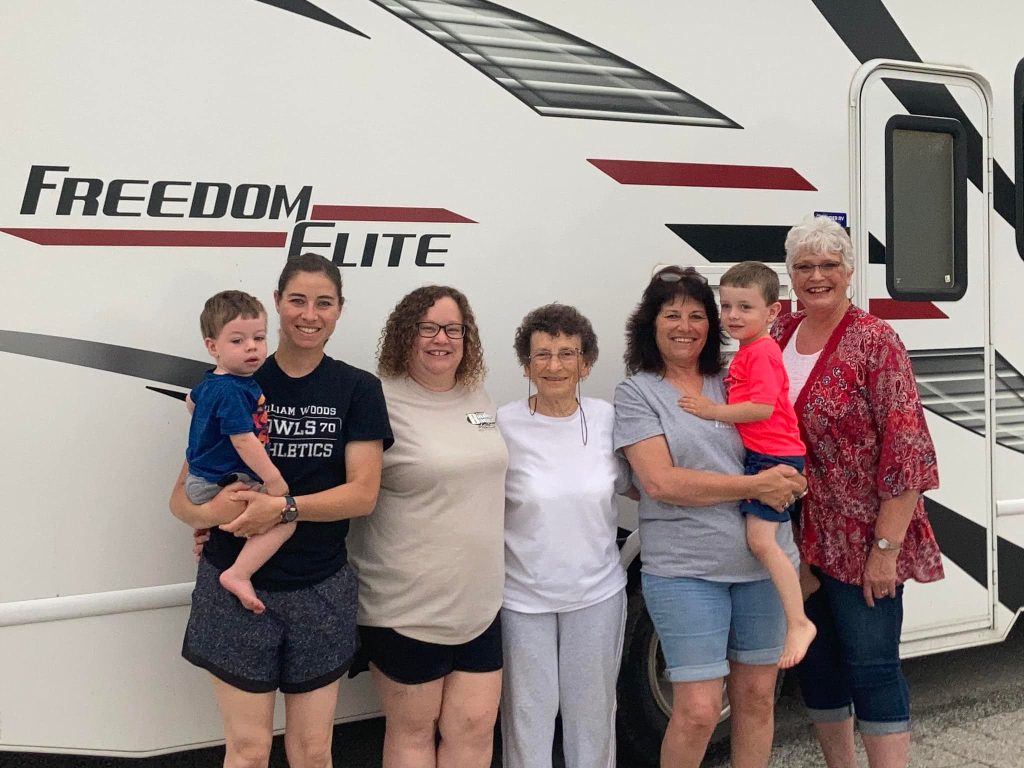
[219,568,265,614]
[778,619,817,669]
[799,565,821,602]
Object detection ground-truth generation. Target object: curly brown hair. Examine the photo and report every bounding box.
[376,285,486,387]
[512,304,598,368]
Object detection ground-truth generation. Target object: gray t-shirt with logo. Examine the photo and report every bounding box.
[613,371,798,581]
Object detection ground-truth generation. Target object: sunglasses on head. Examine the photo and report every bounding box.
[654,266,708,285]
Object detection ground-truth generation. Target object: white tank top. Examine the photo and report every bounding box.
[782,325,821,403]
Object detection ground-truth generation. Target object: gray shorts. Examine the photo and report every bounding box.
[182,558,358,693]
[185,471,257,504]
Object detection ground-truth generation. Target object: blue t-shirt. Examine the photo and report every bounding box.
[186,372,268,483]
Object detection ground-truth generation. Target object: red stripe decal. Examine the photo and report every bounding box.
[869,299,948,320]
[589,160,817,191]
[311,205,476,223]
[1,228,287,247]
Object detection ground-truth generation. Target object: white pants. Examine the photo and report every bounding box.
[499,589,627,768]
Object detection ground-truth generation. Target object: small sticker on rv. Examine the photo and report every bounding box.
[813,211,847,227]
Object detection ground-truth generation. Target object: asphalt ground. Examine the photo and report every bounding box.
[4,622,1023,768]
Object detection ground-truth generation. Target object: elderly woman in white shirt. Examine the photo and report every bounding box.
[498,303,631,768]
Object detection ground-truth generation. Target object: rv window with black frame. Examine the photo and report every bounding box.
[884,114,967,301]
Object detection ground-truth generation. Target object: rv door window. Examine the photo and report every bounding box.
[884,115,967,300]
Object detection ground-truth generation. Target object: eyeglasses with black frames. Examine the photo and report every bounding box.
[415,322,467,339]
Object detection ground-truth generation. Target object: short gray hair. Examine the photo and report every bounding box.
[784,215,854,275]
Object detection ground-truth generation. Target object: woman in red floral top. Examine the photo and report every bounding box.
[771,215,942,768]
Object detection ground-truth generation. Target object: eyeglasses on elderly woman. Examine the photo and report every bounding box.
[791,260,844,276]
[529,349,582,365]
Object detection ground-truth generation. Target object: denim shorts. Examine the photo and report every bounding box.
[797,568,910,734]
[641,573,785,682]
[740,452,805,523]
[182,558,358,694]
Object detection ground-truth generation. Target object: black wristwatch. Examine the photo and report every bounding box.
[281,495,299,524]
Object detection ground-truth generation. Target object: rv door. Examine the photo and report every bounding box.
[851,60,994,650]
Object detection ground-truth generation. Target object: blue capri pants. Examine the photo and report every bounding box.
[797,568,910,735]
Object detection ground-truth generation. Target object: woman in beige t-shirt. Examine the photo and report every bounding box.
[348,285,508,768]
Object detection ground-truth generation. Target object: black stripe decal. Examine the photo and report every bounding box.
[994,163,1017,230]
[813,0,919,62]
[868,232,886,264]
[812,0,1016,230]
[998,535,1024,612]
[0,331,208,390]
[665,224,788,262]
[253,0,368,38]
[925,497,987,588]
[926,497,1024,613]
[146,386,189,402]
[667,224,883,266]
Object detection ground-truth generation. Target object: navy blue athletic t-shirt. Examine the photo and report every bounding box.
[202,354,393,590]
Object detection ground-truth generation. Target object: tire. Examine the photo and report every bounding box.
[616,584,783,765]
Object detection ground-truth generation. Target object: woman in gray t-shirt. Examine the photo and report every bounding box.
[613,266,804,768]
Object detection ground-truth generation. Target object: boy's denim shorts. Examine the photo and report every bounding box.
[182,557,358,694]
[740,452,805,523]
[642,572,785,682]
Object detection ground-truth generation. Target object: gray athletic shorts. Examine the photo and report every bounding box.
[182,558,358,693]
[184,471,257,504]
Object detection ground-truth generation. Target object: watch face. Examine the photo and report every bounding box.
[281,497,298,524]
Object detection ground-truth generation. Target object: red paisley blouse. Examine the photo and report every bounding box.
[772,306,943,586]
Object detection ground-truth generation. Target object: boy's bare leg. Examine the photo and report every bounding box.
[746,516,817,669]
[220,522,297,614]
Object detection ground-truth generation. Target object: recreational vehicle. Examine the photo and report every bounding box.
[2,0,1023,759]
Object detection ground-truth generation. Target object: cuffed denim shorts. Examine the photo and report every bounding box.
[797,568,910,735]
[641,572,785,682]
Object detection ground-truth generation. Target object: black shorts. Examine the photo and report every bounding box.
[355,614,503,685]
[182,558,358,694]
